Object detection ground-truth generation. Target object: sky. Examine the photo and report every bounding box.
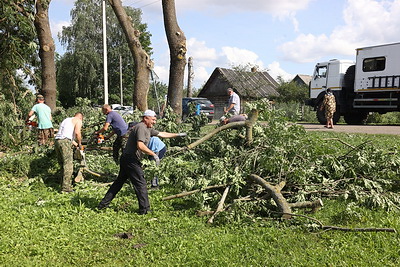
[49,0,400,89]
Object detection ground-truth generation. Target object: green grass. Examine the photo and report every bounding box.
[0,130,399,266]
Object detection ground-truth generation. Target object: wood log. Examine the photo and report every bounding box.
[162,184,227,200]
[249,174,292,219]
[207,186,230,224]
[289,199,323,213]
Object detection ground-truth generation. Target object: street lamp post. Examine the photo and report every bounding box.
[102,0,108,104]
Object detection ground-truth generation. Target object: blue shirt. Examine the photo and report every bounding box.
[31,103,53,129]
[148,137,166,153]
[106,111,128,136]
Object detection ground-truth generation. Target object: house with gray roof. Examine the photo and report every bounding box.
[198,67,279,118]
[291,74,312,87]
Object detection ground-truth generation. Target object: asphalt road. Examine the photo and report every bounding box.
[297,123,400,135]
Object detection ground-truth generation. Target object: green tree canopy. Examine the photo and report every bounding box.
[0,0,39,106]
[57,0,152,107]
[276,77,309,103]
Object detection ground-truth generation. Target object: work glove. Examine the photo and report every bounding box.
[177,132,187,137]
[153,154,160,166]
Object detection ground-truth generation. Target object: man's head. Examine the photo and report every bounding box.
[74,112,84,121]
[36,94,45,103]
[142,109,157,128]
[227,88,234,95]
[101,104,112,115]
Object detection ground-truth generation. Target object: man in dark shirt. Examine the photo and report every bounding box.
[95,104,128,163]
[97,109,186,214]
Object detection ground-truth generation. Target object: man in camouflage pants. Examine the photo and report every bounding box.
[55,113,84,193]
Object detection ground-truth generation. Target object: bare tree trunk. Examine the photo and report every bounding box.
[162,0,187,117]
[187,56,194,97]
[109,0,152,111]
[34,0,56,111]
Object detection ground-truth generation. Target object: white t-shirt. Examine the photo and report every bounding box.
[55,117,75,140]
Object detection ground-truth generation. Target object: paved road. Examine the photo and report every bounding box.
[297,123,400,135]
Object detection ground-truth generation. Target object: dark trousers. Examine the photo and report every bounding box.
[99,155,150,212]
[112,135,127,163]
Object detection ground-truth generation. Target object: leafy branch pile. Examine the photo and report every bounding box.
[150,100,400,221]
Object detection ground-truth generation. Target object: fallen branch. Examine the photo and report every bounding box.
[272,212,397,233]
[162,184,228,201]
[289,199,324,213]
[207,186,230,224]
[321,226,397,233]
[186,109,258,150]
[249,174,292,219]
[85,146,113,151]
[322,138,355,149]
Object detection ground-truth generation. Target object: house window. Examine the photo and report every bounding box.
[363,57,386,72]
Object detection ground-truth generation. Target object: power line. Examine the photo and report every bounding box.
[138,0,160,9]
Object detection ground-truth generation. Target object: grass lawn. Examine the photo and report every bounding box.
[0,129,399,266]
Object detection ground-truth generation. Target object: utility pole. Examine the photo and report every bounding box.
[187,56,194,97]
[120,55,123,105]
[102,0,108,104]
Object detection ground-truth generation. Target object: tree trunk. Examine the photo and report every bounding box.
[187,57,194,97]
[34,0,57,111]
[162,0,187,117]
[109,0,151,111]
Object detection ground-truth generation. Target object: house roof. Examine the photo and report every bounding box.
[292,74,312,86]
[199,67,280,99]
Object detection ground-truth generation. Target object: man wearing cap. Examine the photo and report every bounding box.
[26,94,54,145]
[97,109,187,214]
[95,104,128,163]
[225,88,240,115]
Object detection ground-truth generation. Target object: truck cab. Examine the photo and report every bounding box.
[309,59,354,104]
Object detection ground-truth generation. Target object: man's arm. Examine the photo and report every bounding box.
[137,141,156,156]
[157,132,186,138]
[96,122,110,134]
[74,119,83,149]
[226,103,235,113]
[26,110,35,121]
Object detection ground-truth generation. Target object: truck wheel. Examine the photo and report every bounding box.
[344,112,368,125]
[316,108,326,125]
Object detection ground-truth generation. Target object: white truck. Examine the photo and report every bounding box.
[306,42,400,124]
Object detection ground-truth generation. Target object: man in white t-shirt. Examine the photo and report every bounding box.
[54,112,84,193]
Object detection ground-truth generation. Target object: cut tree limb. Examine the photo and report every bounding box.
[249,174,292,219]
[186,109,258,150]
[162,184,228,201]
[207,186,230,224]
[289,199,324,213]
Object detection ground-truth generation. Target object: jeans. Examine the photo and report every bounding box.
[149,146,167,187]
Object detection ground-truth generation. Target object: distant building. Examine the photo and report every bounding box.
[291,74,312,87]
[198,67,279,118]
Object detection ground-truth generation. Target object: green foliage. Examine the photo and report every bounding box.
[0,100,399,266]
[0,92,38,149]
[0,0,39,92]
[367,112,400,124]
[276,80,309,103]
[57,0,152,107]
